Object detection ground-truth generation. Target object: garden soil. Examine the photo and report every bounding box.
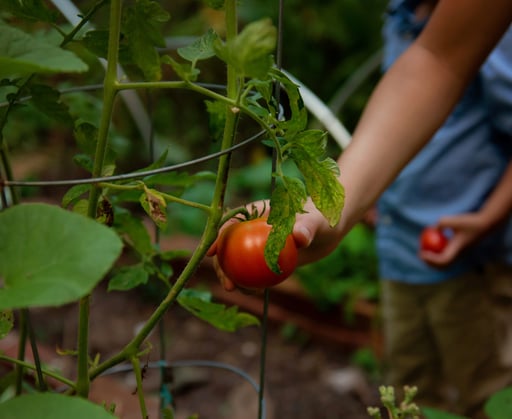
[17,274,382,419]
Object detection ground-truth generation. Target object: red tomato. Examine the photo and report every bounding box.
[216,218,298,289]
[420,227,448,253]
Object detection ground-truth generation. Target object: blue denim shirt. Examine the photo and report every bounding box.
[376,1,512,283]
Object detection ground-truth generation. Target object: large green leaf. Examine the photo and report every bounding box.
[0,393,118,419]
[0,204,123,309]
[485,387,512,419]
[0,22,88,78]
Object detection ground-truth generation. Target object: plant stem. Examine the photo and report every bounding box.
[0,355,76,389]
[130,357,148,419]
[14,310,27,395]
[90,0,243,380]
[76,0,122,398]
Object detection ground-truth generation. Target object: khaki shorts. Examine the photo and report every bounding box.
[380,263,512,418]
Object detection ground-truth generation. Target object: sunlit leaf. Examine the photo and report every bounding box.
[290,130,345,226]
[265,177,307,272]
[0,204,123,309]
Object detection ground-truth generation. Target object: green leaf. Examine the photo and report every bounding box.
[205,100,227,142]
[178,289,260,332]
[203,0,225,10]
[29,84,74,125]
[0,204,123,309]
[270,68,308,134]
[62,184,90,209]
[114,211,154,258]
[484,387,512,419]
[0,393,118,418]
[0,21,88,78]
[178,29,218,64]
[73,122,116,175]
[161,55,200,82]
[214,18,276,79]
[1,0,57,23]
[290,130,345,226]
[123,0,170,81]
[81,30,132,63]
[0,309,14,339]
[108,264,149,291]
[265,177,307,272]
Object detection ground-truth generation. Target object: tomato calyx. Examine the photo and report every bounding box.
[220,203,267,227]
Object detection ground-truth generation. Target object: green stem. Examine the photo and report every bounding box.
[60,0,109,47]
[130,357,148,419]
[14,310,28,395]
[25,310,47,391]
[0,355,76,389]
[90,0,243,380]
[76,0,123,398]
[99,182,212,212]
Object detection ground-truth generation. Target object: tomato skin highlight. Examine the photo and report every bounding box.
[420,227,448,253]
[216,218,298,289]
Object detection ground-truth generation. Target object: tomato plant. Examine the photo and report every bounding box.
[420,227,448,253]
[216,218,298,288]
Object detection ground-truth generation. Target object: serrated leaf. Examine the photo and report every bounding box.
[178,29,218,64]
[161,55,200,82]
[29,84,74,125]
[178,289,260,332]
[108,264,149,291]
[205,100,227,142]
[73,122,116,173]
[214,18,276,79]
[123,0,170,81]
[265,177,307,272]
[0,22,88,78]
[290,130,345,226]
[81,30,132,63]
[0,204,123,309]
[140,187,167,229]
[2,0,57,23]
[0,393,118,418]
[270,68,308,134]
[114,211,154,257]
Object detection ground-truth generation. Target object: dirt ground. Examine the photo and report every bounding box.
[18,276,382,419]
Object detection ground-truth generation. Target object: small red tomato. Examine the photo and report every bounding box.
[216,218,298,289]
[420,227,448,253]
